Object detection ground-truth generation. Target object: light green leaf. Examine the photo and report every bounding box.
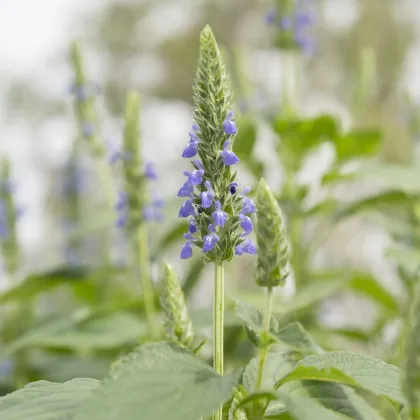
[278,352,405,405]
[0,378,100,420]
[233,298,321,354]
[3,312,147,355]
[243,353,384,420]
[277,392,349,420]
[75,342,241,420]
[346,274,399,314]
[334,129,381,162]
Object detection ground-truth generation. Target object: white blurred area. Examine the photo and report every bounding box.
[0,0,420,332]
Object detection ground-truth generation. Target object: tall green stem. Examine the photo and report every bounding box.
[255,287,274,391]
[213,262,225,420]
[137,223,159,340]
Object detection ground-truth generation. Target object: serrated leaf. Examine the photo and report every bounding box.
[277,352,405,405]
[233,298,321,353]
[0,378,100,420]
[75,342,241,420]
[243,353,384,420]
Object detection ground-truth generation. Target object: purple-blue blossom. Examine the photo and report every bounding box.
[178,199,196,218]
[82,122,94,137]
[177,180,194,197]
[220,140,240,166]
[188,220,197,233]
[183,168,204,186]
[145,162,158,180]
[241,189,256,214]
[201,181,214,208]
[182,124,200,158]
[115,191,127,210]
[239,214,253,236]
[265,8,277,25]
[180,241,193,259]
[223,111,237,135]
[203,224,219,253]
[235,239,257,255]
[229,182,238,195]
[212,201,228,227]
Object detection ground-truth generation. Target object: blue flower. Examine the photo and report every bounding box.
[223,111,237,135]
[235,239,257,255]
[82,122,94,137]
[201,181,215,208]
[241,188,256,214]
[239,214,253,235]
[114,191,127,210]
[182,124,200,158]
[188,220,197,233]
[183,167,204,185]
[145,162,158,180]
[178,199,196,218]
[280,16,293,30]
[265,8,277,25]
[212,201,228,227]
[115,212,127,228]
[220,140,240,166]
[181,241,193,259]
[229,182,238,195]
[177,180,194,197]
[143,197,164,222]
[203,224,219,253]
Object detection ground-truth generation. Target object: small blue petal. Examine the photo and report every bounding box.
[178,199,196,218]
[177,180,194,197]
[181,242,193,259]
[145,162,158,180]
[188,220,197,233]
[182,141,198,158]
[212,201,228,227]
[239,214,253,235]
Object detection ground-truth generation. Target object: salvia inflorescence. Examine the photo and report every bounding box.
[177,26,256,263]
[265,0,316,56]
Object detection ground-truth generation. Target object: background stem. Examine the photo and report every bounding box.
[213,262,224,420]
[255,287,273,392]
[137,223,159,339]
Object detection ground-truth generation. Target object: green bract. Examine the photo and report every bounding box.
[255,178,290,288]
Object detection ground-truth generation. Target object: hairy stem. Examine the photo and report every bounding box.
[255,287,274,392]
[213,262,225,420]
[137,223,159,340]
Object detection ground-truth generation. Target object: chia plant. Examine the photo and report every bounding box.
[177,25,256,420]
[0,159,22,278]
[265,0,316,56]
[115,90,162,339]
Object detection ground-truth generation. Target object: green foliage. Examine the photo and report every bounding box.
[256,178,291,288]
[0,378,100,420]
[160,263,194,347]
[76,342,241,420]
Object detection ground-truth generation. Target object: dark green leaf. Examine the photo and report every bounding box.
[334,129,381,162]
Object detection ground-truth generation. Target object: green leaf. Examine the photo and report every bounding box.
[333,190,413,221]
[0,268,89,303]
[346,273,399,314]
[277,352,405,405]
[274,115,339,161]
[276,391,349,420]
[243,353,384,420]
[0,378,100,420]
[75,342,241,420]
[3,312,147,355]
[334,129,381,162]
[233,298,321,354]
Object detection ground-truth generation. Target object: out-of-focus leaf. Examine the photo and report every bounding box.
[274,114,339,160]
[0,378,100,420]
[75,342,241,420]
[356,163,420,194]
[346,273,399,314]
[0,268,89,303]
[3,312,147,355]
[334,129,381,162]
[387,246,420,274]
[333,190,413,221]
[182,257,205,298]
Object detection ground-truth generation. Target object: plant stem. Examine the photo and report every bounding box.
[213,262,225,420]
[137,222,159,340]
[255,287,274,392]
